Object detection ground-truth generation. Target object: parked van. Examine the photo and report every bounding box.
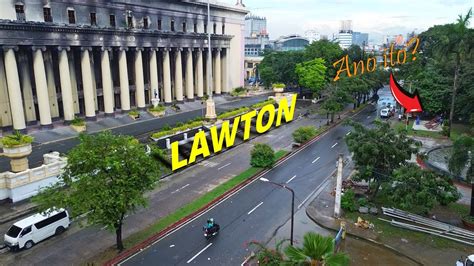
[4,209,70,250]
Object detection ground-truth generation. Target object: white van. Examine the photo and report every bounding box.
[4,209,70,250]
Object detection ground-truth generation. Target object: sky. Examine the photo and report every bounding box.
[222,0,473,43]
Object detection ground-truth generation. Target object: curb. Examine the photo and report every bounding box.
[305,207,423,266]
[104,104,369,265]
[0,205,37,224]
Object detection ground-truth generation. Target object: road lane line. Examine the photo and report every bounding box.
[180,184,190,190]
[367,116,371,119]
[186,243,213,263]
[217,163,231,170]
[247,202,264,215]
[171,183,190,194]
[346,131,351,136]
[311,157,320,164]
[331,143,338,148]
[286,175,297,184]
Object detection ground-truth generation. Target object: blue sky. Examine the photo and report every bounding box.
[223,0,473,43]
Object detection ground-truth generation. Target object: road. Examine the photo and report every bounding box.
[121,104,376,265]
[0,95,268,173]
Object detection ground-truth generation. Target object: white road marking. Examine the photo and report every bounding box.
[346,131,351,136]
[367,116,371,119]
[186,242,213,263]
[298,178,332,209]
[217,163,231,170]
[311,157,320,164]
[171,183,190,194]
[170,244,175,248]
[247,202,264,215]
[286,175,297,184]
[331,143,338,148]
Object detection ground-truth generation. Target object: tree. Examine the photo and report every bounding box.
[345,120,419,199]
[383,164,461,214]
[448,135,474,216]
[284,232,350,266]
[33,132,160,251]
[259,50,306,87]
[250,143,275,168]
[320,83,352,123]
[293,126,318,144]
[304,40,344,80]
[295,58,327,96]
[431,8,472,137]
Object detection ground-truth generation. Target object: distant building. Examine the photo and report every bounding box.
[337,20,353,49]
[304,29,320,43]
[272,35,310,51]
[352,32,368,47]
[244,14,269,57]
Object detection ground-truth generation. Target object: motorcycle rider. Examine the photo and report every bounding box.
[206,218,215,230]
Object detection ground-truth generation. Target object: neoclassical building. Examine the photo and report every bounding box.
[0,0,247,131]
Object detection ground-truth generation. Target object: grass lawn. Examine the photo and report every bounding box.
[91,150,289,264]
[392,120,472,140]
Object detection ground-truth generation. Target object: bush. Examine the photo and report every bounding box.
[272,83,285,89]
[250,143,275,168]
[151,120,203,139]
[148,105,166,112]
[1,131,34,148]
[292,126,318,144]
[129,110,139,116]
[341,189,357,212]
[217,107,251,120]
[251,99,276,109]
[231,87,247,96]
[71,117,85,126]
[357,197,369,207]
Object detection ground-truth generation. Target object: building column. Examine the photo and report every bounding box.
[118,47,130,111]
[149,48,159,102]
[101,47,114,115]
[185,48,194,100]
[3,47,26,131]
[0,52,13,128]
[68,50,80,114]
[58,47,75,122]
[162,48,172,104]
[18,52,36,124]
[214,48,222,95]
[222,48,229,93]
[174,48,184,102]
[134,48,146,109]
[196,48,204,98]
[32,47,53,128]
[44,50,59,119]
[80,47,96,120]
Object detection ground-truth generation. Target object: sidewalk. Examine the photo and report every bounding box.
[306,171,470,265]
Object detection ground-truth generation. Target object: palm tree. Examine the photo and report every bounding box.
[436,8,472,137]
[448,135,474,216]
[284,232,349,266]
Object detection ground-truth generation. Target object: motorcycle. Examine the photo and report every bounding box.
[203,223,220,240]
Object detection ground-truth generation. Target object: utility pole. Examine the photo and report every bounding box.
[205,0,216,119]
[334,154,343,218]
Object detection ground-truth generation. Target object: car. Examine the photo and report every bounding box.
[380,108,390,118]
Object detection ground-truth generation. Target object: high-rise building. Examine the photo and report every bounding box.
[0,0,247,131]
[337,20,353,49]
[352,32,369,47]
[244,15,269,57]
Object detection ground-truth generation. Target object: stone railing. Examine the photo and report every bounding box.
[0,152,67,203]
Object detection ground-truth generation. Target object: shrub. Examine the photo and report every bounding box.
[272,83,285,89]
[148,105,166,112]
[161,124,172,131]
[151,120,203,140]
[1,131,34,148]
[250,143,275,168]
[71,117,85,126]
[251,99,276,109]
[341,189,357,212]
[357,197,369,207]
[231,87,247,96]
[292,126,318,144]
[217,107,251,119]
[129,110,139,116]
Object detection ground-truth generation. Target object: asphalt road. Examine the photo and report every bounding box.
[0,96,268,173]
[121,105,375,265]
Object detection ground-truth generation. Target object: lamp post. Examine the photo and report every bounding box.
[260,177,295,246]
[205,0,216,119]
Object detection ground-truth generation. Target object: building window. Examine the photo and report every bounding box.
[182,22,186,32]
[247,62,253,68]
[204,23,207,33]
[127,15,133,28]
[43,7,52,22]
[109,14,116,27]
[213,23,216,34]
[68,9,75,24]
[222,24,225,35]
[143,17,149,29]
[15,4,25,21]
[171,19,175,32]
[193,23,197,33]
[90,12,97,26]
[157,19,162,30]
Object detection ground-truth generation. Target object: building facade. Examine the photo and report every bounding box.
[244,15,269,57]
[272,35,309,51]
[0,0,247,131]
[352,32,368,47]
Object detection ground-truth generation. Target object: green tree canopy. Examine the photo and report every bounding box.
[250,143,276,168]
[304,40,344,80]
[259,50,306,86]
[295,58,327,95]
[33,132,160,250]
[383,164,461,214]
[345,120,420,198]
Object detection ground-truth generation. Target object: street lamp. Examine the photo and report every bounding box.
[259,177,295,246]
[205,0,216,119]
